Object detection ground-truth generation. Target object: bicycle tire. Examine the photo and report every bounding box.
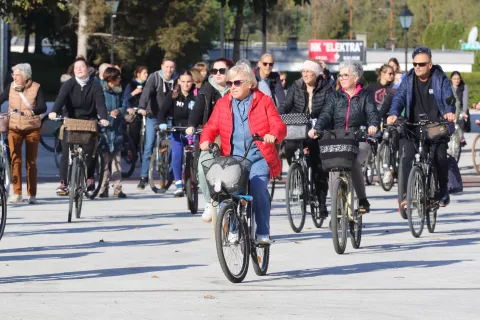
[184,153,198,214]
[149,142,173,193]
[121,132,137,178]
[397,153,407,220]
[54,135,62,169]
[377,141,394,192]
[349,214,363,249]
[426,169,438,233]
[406,166,425,238]
[331,177,348,254]
[68,157,77,223]
[76,161,86,219]
[251,242,270,276]
[309,168,324,228]
[0,147,11,198]
[364,149,375,185]
[285,162,306,233]
[0,184,7,242]
[39,118,57,152]
[88,153,105,200]
[215,201,249,283]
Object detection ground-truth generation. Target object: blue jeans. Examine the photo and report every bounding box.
[170,132,187,182]
[141,117,158,178]
[249,158,271,236]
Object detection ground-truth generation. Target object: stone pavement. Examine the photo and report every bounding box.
[0,134,479,319]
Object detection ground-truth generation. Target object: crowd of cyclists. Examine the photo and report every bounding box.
[0,45,469,247]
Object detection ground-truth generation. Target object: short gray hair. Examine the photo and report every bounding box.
[236,59,252,68]
[339,61,363,79]
[227,64,257,88]
[12,63,32,80]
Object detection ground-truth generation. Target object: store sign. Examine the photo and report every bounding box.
[308,40,365,63]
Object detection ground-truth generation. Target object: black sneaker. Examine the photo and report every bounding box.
[439,188,450,207]
[114,191,127,198]
[358,198,370,214]
[137,177,148,190]
[319,203,329,219]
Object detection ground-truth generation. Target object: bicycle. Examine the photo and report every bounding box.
[285,141,325,233]
[400,116,445,238]
[377,124,400,192]
[148,125,174,193]
[39,116,58,152]
[121,108,145,178]
[203,133,270,283]
[364,137,378,186]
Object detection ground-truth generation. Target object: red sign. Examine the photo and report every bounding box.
[308,40,365,64]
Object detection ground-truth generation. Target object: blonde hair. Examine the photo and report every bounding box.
[189,68,203,87]
[227,64,257,88]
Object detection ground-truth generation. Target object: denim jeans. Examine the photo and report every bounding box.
[249,158,271,236]
[169,132,187,182]
[140,117,158,178]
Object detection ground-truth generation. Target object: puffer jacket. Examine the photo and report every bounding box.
[188,81,224,126]
[314,84,379,132]
[279,77,332,119]
[100,83,126,153]
[200,90,287,178]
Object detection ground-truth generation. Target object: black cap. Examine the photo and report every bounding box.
[412,46,432,59]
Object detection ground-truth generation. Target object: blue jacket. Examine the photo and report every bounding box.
[101,84,126,153]
[390,65,455,119]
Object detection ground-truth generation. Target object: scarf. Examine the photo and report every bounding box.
[75,76,90,88]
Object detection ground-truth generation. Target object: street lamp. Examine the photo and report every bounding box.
[106,0,120,65]
[399,5,414,72]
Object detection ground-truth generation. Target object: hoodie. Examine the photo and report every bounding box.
[138,70,179,116]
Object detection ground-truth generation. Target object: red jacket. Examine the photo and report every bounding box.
[200,90,287,178]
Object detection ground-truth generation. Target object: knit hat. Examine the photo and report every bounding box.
[302,60,322,77]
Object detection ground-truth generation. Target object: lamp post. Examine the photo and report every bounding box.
[399,5,413,72]
[106,0,120,65]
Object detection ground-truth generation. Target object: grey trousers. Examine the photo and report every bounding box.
[198,150,214,203]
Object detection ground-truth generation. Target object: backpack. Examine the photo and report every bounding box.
[447,155,463,193]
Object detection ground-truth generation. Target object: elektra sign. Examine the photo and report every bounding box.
[308,40,365,63]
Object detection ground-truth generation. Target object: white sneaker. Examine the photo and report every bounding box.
[382,171,393,185]
[202,203,212,222]
[28,196,37,204]
[8,194,23,204]
[257,235,271,245]
[228,231,239,243]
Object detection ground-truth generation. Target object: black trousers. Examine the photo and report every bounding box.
[60,131,96,184]
[127,116,142,150]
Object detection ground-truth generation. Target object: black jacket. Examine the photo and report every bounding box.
[138,71,178,116]
[314,86,380,132]
[52,77,107,120]
[122,78,145,109]
[158,89,196,127]
[254,68,285,109]
[279,77,332,119]
[188,82,223,127]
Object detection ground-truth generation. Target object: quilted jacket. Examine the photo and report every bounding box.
[200,89,287,178]
[314,84,380,132]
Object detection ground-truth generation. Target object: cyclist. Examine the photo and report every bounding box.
[136,58,178,190]
[200,64,286,244]
[309,61,379,213]
[186,58,234,221]
[387,46,456,208]
[280,59,332,218]
[388,57,401,74]
[49,57,109,195]
[255,53,285,109]
[450,71,469,147]
[158,70,197,197]
[367,64,394,111]
[98,67,127,198]
[0,63,47,204]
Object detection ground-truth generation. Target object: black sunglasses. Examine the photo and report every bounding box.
[413,62,429,67]
[226,80,246,87]
[210,68,227,75]
[262,62,274,67]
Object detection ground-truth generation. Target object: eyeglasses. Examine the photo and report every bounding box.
[338,73,351,80]
[210,68,227,75]
[226,80,246,87]
[262,62,274,67]
[413,62,429,67]
[280,78,286,82]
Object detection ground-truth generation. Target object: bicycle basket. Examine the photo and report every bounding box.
[426,123,449,140]
[281,113,311,140]
[0,113,9,133]
[64,118,97,145]
[202,156,251,202]
[318,130,359,172]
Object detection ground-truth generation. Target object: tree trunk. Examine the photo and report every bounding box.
[262,1,267,54]
[34,13,43,55]
[23,16,32,54]
[233,0,245,62]
[77,0,88,58]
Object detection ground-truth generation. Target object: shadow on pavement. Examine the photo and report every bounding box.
[0,251,99,262]
[360,237,480,254]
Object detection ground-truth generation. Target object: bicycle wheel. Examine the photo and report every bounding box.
[251,241,270,276]
[397,153,407,220]
[406,166,426,238]
[75,161,86,219]
[269,179,275,203]
[364,149,375,185]
[377,141,394,192]
[88,152,105,200]
[54,134,62,169]
[0,184,7,242]
[309,171,324,228]
[39,118,56,152]
[349,210,363,249]
[68,157,78,223]
[184,153,198,214]
[0,147,11,198]
[285,162,306,233]
[331,177,348,254]
[426,169,438,233]
[473,134,480,175]
[215,201,249,283]
[121,133,137,178]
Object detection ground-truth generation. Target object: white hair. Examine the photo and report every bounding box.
[339,61,364,79]
[12,63,32,80]
[98,63,111,79]
[227,64,257,88]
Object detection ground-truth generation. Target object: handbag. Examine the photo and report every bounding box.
[318,130,359,171]
[426,123,449,140]
[63,118,98,145]
[281,113,311,140]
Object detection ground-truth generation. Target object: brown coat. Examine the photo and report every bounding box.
[8,81,42,131]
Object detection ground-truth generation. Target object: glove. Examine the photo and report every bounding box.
[186,126,194,135]
[159,123,168,131]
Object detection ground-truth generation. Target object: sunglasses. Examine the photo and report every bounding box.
[210,68,227,75]
[413,62,429,67]
[226,80,246,87]
[262,62,274,67]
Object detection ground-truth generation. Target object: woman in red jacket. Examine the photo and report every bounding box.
[200,64,286,244]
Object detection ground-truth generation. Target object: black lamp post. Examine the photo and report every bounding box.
[399,5,414,72]
[106,0,120,65]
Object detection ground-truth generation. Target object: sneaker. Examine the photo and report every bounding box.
[137,177,148,190]
[87,179,95,192]
[8,194,22,204]
[202,203,212,222]
[113,190,127,198]
[382,170,393,185]
[56,181,68,196]
[228,231,239,243]
[319,203,328,219]
[358,198,370,213]
[460,138,467,147]
[99,189,109,198]
[28,196,37,204]
[257,235,271,245]
[174,181,184,197]
[439,188,450,207]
